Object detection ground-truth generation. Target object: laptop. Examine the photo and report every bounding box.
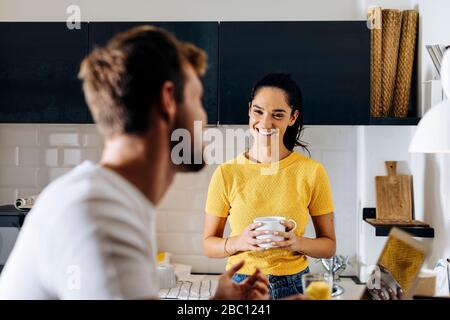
[361,227,429,300]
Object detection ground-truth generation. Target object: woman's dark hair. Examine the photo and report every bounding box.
[249,73,309,155]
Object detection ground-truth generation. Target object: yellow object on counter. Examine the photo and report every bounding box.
[157,251,172,265]
[305,281,332,300]
[157,252,166,263]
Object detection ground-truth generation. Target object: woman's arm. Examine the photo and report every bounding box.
[202,214,229,258]
[202,214,268,258]
[296,213,336,258]
[273,213,336,259]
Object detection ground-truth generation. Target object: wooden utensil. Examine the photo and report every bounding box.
[375,161,412,221]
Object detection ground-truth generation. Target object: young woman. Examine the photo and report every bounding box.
[202,73,336,299]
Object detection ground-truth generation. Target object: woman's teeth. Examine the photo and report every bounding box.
[257,128,276,136]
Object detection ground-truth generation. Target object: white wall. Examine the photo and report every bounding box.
[413,0,450,111]
[357,126,418,281]
[355,0,450,280]
[357,125,450,281]
[0,0,358,21]
[357,0,414,18]
[301,127,358,275]
[410,0,450,269]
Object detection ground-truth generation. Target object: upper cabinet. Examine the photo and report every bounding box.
[0,22,218,125]
[219,21,371,125]
[0,22,89,123]
[2,21,416,126]
[89,22,219,125]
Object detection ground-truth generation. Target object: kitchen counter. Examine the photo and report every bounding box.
[159,274,219,300]
[159,274,366,300]
[332,277,366,300]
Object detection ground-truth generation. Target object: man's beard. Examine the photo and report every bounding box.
[169,139,205,172]
[185,147,206,172]
[170,116,206,173]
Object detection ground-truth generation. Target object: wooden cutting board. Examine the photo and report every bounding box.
[375,161,412,221]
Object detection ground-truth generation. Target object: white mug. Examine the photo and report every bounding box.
[253,216,297,249]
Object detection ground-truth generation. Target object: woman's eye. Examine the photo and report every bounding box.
[253,109,263,115]
[273,114,284,119]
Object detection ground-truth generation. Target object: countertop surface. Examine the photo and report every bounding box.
[159,274,366,300]
[332,278,366,300]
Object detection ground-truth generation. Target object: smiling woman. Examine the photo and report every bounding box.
[202,73,337,300]
[248,74,308,154]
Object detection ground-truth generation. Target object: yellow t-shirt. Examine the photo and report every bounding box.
[205,151,334,276]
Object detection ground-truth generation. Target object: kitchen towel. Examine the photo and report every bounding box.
[368,6,383,117]
[381,9,403,117]
[392,10,418,117]
[434,259,450,296]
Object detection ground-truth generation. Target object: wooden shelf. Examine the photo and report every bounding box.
[369,117,421,125]
[363,208,434,238]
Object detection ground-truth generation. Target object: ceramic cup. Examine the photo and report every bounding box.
[253,216,297,249]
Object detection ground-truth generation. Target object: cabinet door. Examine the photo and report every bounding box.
[0,22,89,123]
[89,22,219,125]
[219,22,370,125]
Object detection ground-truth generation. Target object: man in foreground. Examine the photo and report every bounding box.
[0,25,269,299]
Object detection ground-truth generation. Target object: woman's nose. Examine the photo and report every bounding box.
[261,114,272,128]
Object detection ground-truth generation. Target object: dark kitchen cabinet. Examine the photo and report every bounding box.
[1,21,385,126]
[0,22,89,123]
[218,21,371,125]
[88,22,219,125]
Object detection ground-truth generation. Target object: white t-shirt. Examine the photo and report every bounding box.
[0,161,158,299]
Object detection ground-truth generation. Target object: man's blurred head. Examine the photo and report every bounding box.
[78,25,207,172]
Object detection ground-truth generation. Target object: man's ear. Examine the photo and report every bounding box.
[159,81,177,125]
[289,110,299,126]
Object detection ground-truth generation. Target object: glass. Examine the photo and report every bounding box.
[301,273,333,300]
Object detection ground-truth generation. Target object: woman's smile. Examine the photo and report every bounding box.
[255,128,279,137]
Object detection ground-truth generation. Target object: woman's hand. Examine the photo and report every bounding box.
[271,220,301,251]
[229,222,273,253]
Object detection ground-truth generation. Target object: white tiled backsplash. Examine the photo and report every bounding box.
[0,124,358,275]
[0,124,103,203]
